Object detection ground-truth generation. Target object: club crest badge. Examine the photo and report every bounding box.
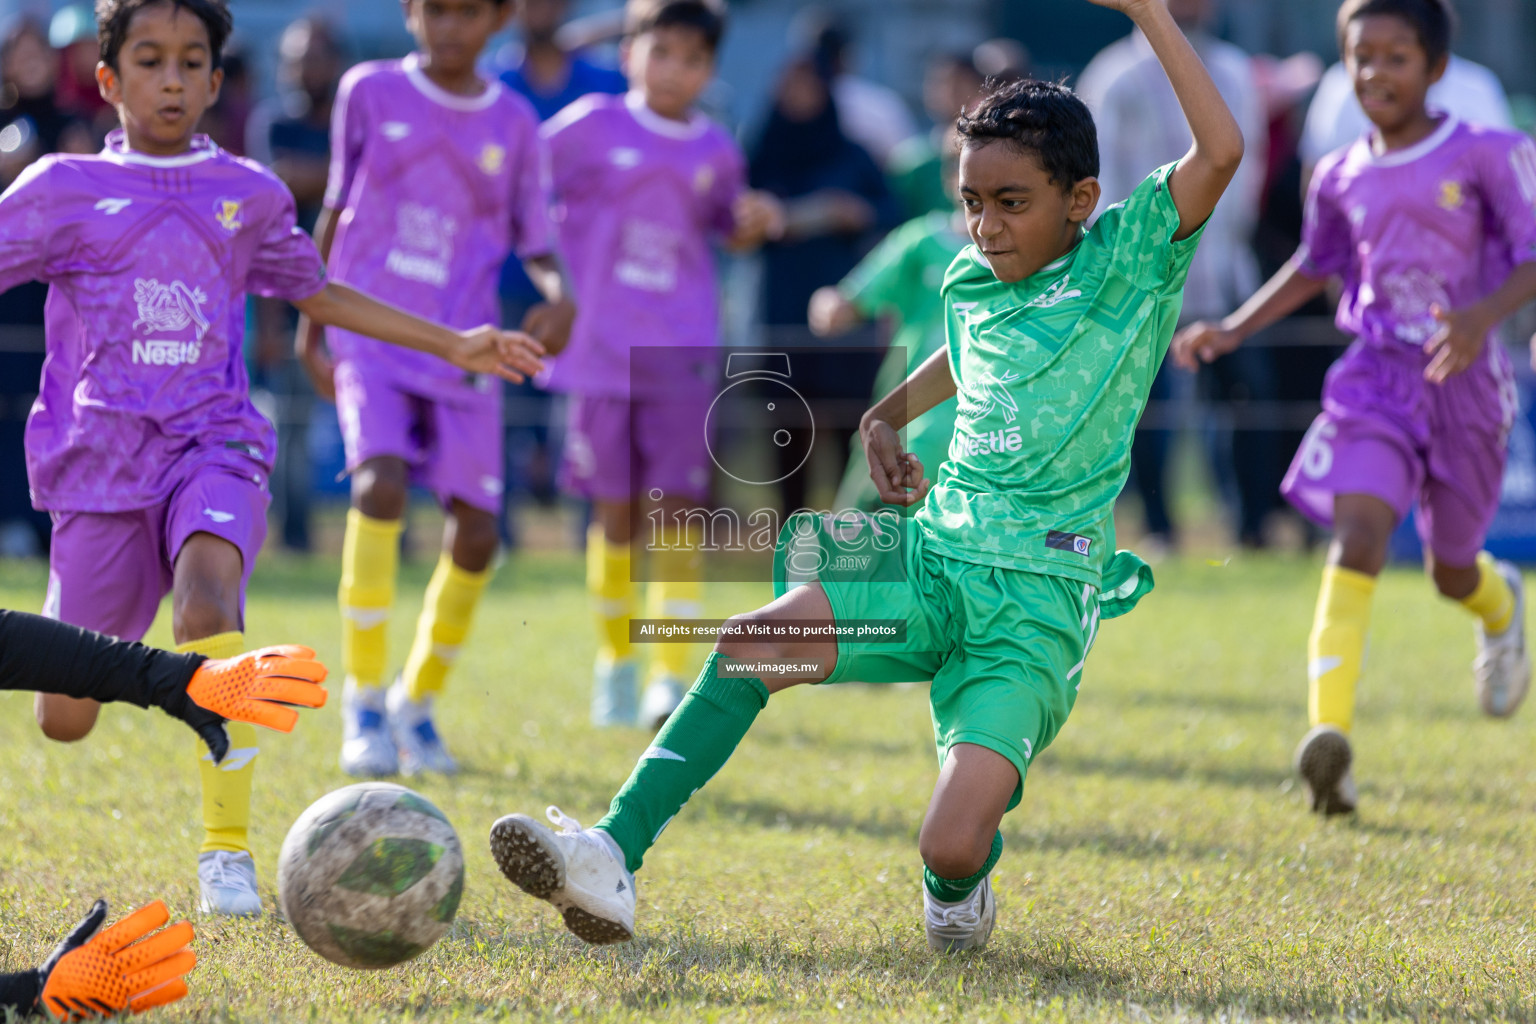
[214,198,243,232]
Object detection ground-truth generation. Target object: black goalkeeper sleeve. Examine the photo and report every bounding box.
[0,968,41,1017]
[0,608,203,704]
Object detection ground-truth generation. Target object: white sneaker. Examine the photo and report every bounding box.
[340,679,398,777]
[1294,724,1356,816]
[386,680,458,776]
[1474,560,1530,718]
[198,850,262,917]
[924,876,995,953]
[591,658,639,727]
[488,806,635,944]
[639,674,686,731]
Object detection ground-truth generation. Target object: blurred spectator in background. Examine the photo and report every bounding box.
[1079,0,1274,550]
[47,4,112,144]
[1301,51,1511,174]
[246,16,345,553]
[792,10,916,168]
[749,52,898,515]
[972,36,1031,86]
[886,52,984,220]
[493,0,627,544]
[201,46,251,156]
[0,15,90,558]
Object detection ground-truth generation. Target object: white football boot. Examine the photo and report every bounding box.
[488,806,635,944]
[639,674,686,731]
[1474,559,1530,718]
[198,850,262,917]
[591,657,639,727]
[924,876,996,953]
[1293,724,1356,816]
[339,679,399,777]
[386,679,458,776]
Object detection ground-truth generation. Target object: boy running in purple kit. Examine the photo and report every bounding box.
[539,0,781,729]
[1174,0,1536,816]
[298,0,574,779]
[0,0,544,916]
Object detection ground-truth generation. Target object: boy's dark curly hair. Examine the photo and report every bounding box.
[96,0,233,71]
[955,77,1099,189]
[1337,0,1454,67]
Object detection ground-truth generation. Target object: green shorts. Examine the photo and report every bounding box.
[773,512,1151,809]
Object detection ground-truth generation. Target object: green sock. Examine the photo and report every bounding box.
[924,831,1003,902]
[595,652,768,873]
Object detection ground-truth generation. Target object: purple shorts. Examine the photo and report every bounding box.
[335,361,504,514]
[1282,340,1517,567]
[560,392,714,503]
[43,461,269,641]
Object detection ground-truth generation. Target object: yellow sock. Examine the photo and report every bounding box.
[1308,565,1376,732]
[587,523,635,662]
[402,552,493,701]
[178,631,256,855]
[340,508,402,688]
[646,525,703,681]
[1460,552,1516,634]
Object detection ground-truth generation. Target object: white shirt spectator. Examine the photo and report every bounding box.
[1078,28,1267,321]
[1301,55,1512,167]
[832,74,918,168]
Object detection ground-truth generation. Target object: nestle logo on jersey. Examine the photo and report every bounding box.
[957,425,1023,456]
[132,339,202,366]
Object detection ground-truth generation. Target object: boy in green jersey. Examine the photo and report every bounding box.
[487,0,1243,953]
[810,155,967,514]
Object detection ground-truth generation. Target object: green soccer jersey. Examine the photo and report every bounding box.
[915,163,1204,586]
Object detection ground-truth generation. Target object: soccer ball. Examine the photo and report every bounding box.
[278,782,465,969]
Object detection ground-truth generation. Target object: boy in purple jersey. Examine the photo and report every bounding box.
[298,0,574,779]
[539,0,781,729]
[1174,0,1536,816]
[0,0,544,916]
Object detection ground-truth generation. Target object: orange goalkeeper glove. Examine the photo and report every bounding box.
[171,645,328,762]
[37,900,195,1021]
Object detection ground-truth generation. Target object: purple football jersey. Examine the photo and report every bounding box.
[324,55,555,400]
[538,91,746,398]
[1297,116,1536,351]
[0,131,327,513]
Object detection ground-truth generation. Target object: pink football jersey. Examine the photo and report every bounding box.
[324,55,555,400]
[539,91,746,398]
[0,131,327,512]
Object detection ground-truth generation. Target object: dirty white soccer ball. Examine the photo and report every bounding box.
[278,782,464,969]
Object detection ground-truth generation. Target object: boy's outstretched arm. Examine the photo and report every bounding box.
[860,348,958,506]
[294,203,341,399]
[1170,262,1328,369]
[294,282,546,386]
[519,253,577,356]
[1089,0,1244,239]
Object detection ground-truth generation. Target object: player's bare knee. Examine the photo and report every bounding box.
[918,826,990,882]
[450,509,500,569]
[1331,524,1388,576]
[172,582,240,642]
[35,696,97,742]
[354,461,408,520]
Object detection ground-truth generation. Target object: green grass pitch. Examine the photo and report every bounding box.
[2,549,1535,1022]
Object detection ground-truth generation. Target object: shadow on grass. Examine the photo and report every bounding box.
[1043,748,1284,791]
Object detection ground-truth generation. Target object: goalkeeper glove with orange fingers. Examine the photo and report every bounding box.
[36,900,195,1021]
[165,645,329,762]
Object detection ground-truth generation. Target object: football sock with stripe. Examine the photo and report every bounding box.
[1308,564,1375,732]
[587,524,636,662]
[924,831,1003,903]
[402,552,493,701]
[1460,552,1515,634]
[339,508,401,690]
[647,524,703,681]
[595,652,767,873]
[178,631,256,854]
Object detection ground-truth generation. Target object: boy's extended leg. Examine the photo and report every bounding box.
[391,500,496,775]
[173,532,262,917]
[1297,492,1394,817]
[338,457,407,777]
[918,744,1016,952]
[489,583,838,944]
